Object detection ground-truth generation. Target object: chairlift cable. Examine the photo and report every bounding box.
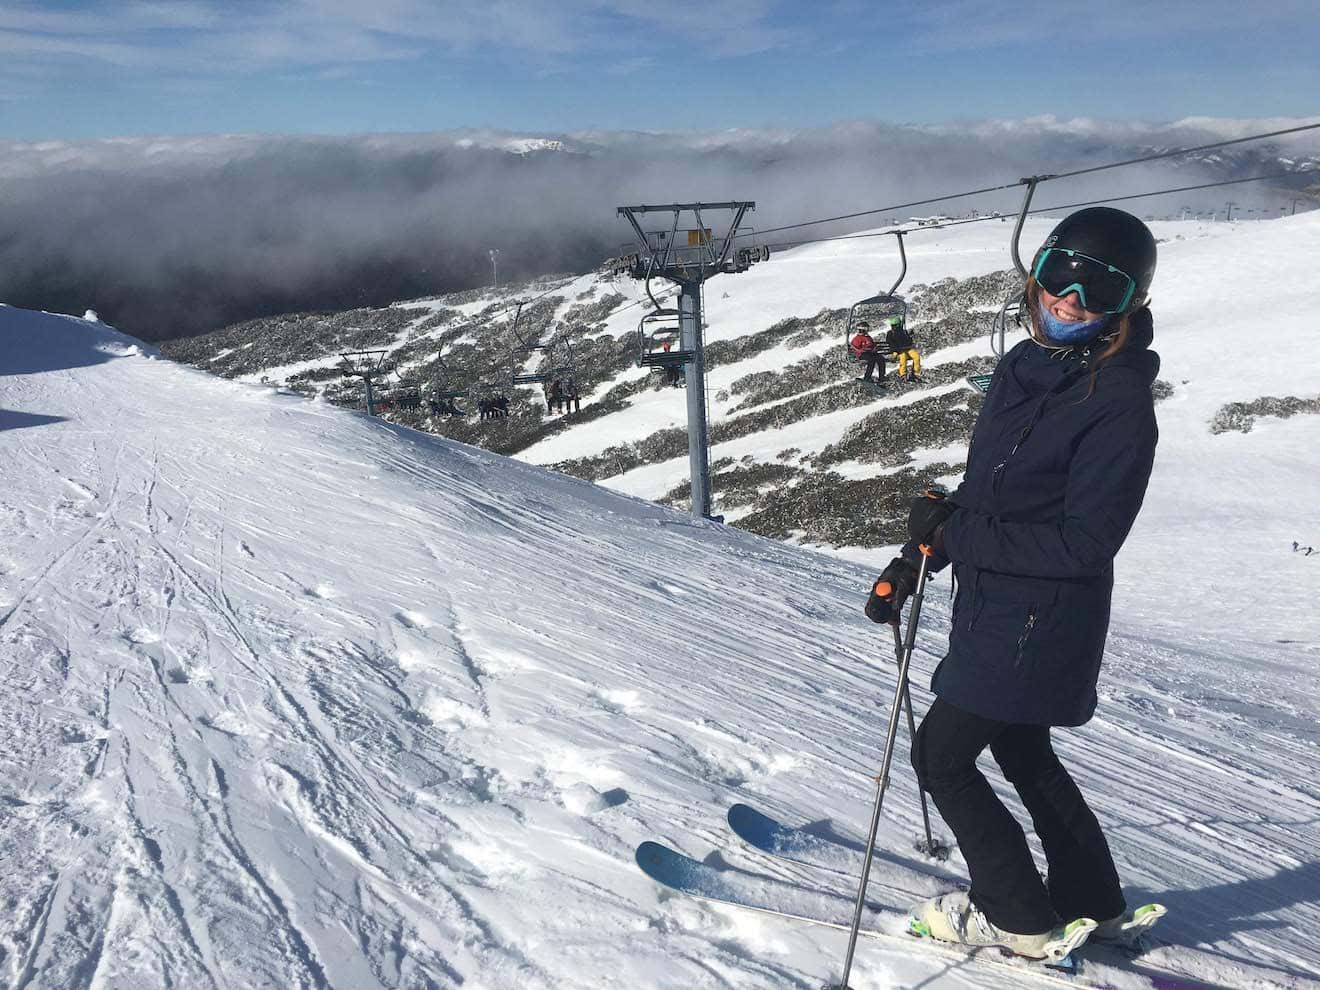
[735,179,1028,240]
[1020,169,1308,219]
[1045,120,1320,183]
[732,120,1320,243]
[756,168,1308,253]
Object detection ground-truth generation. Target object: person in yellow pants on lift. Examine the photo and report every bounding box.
[886,315,922,383]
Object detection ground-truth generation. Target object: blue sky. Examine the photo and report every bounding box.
[0,0,1317,139]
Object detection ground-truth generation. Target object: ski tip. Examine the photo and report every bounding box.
[727,802,778,838]
[726,802,754,823]
[1133,903,1168,922]
[634,841,670,871]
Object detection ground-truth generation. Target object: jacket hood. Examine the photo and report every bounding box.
[1098,307,1159,386]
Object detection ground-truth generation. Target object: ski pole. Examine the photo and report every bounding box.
[889,621,947,861]
[832,547,934,990]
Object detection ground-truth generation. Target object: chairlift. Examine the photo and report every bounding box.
[507,300,548,355]
[723,228,771,273]
[428,350,469,402]
[637,309,692,369]
[843,230,908,363]
[510,333,575,386]
[991,288,1026,360]
[987,175,1045,360]
[392,384,423,410]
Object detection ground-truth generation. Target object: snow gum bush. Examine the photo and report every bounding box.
[1210,395,1320,434]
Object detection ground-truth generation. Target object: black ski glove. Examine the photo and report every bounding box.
[864,557,918,625]
[907,489,956,552]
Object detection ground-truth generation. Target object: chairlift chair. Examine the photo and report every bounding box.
[393,385,423,411]
[637,309,692,369]
[985,175,1044,361]
[844,294,909,363]
[991,287,1026,359]
[511,337,573,386]
[508,300,550,355]
[843,230,908,364]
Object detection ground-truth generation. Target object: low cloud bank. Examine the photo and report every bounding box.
[1,118,1314,341]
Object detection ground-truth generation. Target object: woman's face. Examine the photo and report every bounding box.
[1040,286,1105,324]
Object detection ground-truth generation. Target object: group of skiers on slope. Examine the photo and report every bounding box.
[849,315,922,385]
[856,207,1163,960]
[426,381,581,423]
[428,397,466,418]
[544,377,582,415]
[477,395,510,421]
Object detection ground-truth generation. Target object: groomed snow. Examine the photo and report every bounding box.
[2,212,1319,989]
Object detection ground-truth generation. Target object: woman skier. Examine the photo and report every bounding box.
[866,207,1161,958]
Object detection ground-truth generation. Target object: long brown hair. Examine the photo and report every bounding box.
[1024,277,1131,400]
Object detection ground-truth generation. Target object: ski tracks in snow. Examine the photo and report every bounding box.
[5,315,1320,988]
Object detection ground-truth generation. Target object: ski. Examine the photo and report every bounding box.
[728,804,1170,950]
[726,801,951,894]
[636,840,1098,987]
[723,805,1209,987]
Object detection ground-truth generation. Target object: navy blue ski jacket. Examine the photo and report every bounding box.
[911,309,1159,726]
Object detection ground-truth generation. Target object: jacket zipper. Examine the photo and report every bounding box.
[991,424,1031,493]
[1015,611,1037,666]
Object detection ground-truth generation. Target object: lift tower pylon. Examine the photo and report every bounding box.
[617,202,759,520]
[338,349,394,416]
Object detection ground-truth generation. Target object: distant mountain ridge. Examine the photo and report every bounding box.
[4,118,1315,343]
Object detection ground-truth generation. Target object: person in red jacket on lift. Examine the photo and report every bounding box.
[849,320,884,384]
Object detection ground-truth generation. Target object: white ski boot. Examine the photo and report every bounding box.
[1093,903,1167,947]
[908,890,1097,961]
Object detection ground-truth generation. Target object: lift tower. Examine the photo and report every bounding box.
[338,349,393,416]
[617,201,758,520]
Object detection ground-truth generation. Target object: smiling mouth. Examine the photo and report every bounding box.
[1051,303,1087,321]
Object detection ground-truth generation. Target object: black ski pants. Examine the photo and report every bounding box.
[858,351,884,381]
[911,697,1126,934]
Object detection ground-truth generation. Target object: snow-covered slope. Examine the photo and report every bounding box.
[3,282,1320,988]
[159,214,1320,572]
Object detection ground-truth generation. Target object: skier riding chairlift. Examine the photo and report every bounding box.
[848,320,885,384]
[885,315,922,383]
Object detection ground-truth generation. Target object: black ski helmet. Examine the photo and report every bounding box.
[1033,207,1157,312]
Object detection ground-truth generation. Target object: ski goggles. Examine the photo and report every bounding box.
[1031,248,1137,314]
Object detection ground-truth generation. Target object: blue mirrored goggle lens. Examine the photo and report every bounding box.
[1033,249,1136,314]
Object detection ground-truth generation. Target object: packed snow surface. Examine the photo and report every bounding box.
[2,213,1319,989]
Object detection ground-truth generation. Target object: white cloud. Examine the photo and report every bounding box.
[1,115,1313,344]
[0,0,795,74]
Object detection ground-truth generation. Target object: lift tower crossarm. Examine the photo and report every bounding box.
[616,202,753,214]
